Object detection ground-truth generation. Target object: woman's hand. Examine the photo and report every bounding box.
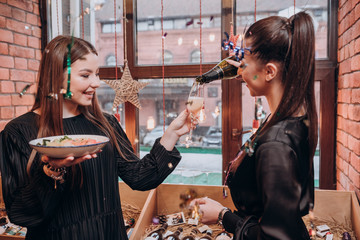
[41,152,98,169]
[160,109,193,150]
[169,109,193,137]
[226,59,244,76]
[226,59,242,68]
[190,197,225,224]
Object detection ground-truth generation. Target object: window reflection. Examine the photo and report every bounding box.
[136,0,222,65]
[138,78,222,185]
[235,0,328,59]
[105,55,116,66]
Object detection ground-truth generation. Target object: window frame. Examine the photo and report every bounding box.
[41,0,337,189]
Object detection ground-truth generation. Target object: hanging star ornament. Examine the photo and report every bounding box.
[103,61,149,109]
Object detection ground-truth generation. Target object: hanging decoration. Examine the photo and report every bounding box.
[198,0,203,75]
[103,65,148,109]
[222,25,241,59]
[81,0,84,39]
[198,0,206,123]
[103,0,149,110]
[56,0,60,36]
[161,0,166,130]
[221,0,241,60]
[68,4,104,38]
[252,0,259,131]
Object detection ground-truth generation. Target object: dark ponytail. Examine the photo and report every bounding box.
[245,11,318,162]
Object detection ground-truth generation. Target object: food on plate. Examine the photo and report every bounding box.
[37,135,101,147]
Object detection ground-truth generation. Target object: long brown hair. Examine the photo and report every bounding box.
[28,35,126,186]
[245,12,318,162]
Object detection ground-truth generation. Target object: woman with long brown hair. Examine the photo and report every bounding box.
[191,12,318,239]
[0,35,192,239]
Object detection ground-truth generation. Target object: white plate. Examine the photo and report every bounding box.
[29,134,109,158]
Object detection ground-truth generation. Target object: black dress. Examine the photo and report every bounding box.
[0,112,181,239]
[222,116,314,240]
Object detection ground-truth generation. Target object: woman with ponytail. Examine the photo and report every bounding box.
[191,12,317,239]
[0,35,192,239]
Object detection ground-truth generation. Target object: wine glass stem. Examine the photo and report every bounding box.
[189,114,195,141]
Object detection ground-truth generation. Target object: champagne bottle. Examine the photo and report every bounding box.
[195,55,240,84]
[145,223,168,240]
[164,227,183,240]
[124,218,135,231]
[214,231,231,240]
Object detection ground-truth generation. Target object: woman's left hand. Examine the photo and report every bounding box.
[169,109,193,137]
[190,197,224,224]
[160,109,193,150]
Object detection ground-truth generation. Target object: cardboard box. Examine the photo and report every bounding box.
[313,190,360,239]
[1,182,359,239]
[0,181,151,240]
[130,184,235,239]
[130,184,360,240]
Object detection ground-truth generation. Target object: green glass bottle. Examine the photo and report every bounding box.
[144,223,168,240]
[164,227,183,240]
[195,55,239,85]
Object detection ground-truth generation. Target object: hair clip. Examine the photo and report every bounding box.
[47,93,58,100]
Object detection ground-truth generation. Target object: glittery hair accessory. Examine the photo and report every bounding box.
[63,39,74,100]
[47,93,58,100]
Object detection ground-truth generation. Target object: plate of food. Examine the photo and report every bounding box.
[29,134,110,158]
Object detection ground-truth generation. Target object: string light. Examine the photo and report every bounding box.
[161,0,166,132]
[71,3,104,31]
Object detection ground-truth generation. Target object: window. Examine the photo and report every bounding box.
[106,55,116,66]
[101,22,122,33]
[164,50,173,64]
[46,0,124,67]
[138,78,222,185]
[208,87,218,98]
[135,0,222,65]
[190,50,202,64]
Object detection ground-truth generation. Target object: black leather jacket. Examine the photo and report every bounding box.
[223,116,314,240]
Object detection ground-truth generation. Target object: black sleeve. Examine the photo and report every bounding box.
[107,115,181,191]
[0,127,67,228]
[223,142,305,240]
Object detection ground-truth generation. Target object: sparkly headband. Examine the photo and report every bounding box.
[63,39,74,99]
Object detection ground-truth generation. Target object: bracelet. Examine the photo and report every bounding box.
[43,162,67,174]
[42,163,67,189]
[217,207,230,226]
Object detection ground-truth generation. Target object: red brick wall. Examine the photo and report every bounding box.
[0,0,41,131]
[337,0,360,200]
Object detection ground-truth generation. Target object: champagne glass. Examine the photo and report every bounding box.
[184,82,204,147]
